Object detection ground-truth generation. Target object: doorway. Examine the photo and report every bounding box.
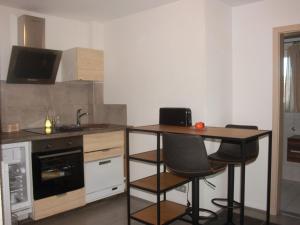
[280,33,300,217]
[272,25,300,216]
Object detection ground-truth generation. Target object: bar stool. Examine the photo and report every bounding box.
[208,124,259,225]
[162,133,226,225]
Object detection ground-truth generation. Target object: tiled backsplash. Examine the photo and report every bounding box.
[282,112,300,182]
[0,81,126,130]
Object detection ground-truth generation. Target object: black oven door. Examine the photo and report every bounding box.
[32,148,84,200]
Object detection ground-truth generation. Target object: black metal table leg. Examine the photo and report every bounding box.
[240,141,246,225]
[226,164,235,225]
[156,133,161,225]
[240,162,245,225]
[192,178,200,225]
[164,163,167,201]
[266,132,272,225]
[126,129,131,225]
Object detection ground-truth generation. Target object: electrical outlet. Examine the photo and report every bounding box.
[175,185,187,193]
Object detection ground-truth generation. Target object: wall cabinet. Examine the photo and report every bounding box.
[62,47,104,81]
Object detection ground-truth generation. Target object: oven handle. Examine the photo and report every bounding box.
[37,149,82,159]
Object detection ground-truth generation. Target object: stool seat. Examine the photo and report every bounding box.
[209,152,257,164]
[208,124,259,225]
[170,159,226,178]
[209,160,228,173]
[163,133,226,225]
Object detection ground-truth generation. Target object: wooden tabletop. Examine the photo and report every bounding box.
[128,124,271,141]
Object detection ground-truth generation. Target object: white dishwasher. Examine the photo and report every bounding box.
[84,155,124,203]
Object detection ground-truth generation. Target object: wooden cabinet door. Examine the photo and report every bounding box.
[62,47,104,81]
[83,131,124,153]
[77,48,104,81]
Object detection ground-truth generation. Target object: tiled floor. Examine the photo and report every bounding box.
[21,194,300,225]
[280,179,300,217]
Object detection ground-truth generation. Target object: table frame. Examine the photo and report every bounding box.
[126,125,272,225]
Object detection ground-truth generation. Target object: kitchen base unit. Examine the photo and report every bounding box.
[32,188,85,220]
[85,155,125,203]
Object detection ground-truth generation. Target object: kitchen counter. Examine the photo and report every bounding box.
[0,124,127,144]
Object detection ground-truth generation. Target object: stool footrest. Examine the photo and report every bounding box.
[211,198,241,209]
[185,207,218,220]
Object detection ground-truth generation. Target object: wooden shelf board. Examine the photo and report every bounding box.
[130,150,163,163]
[131,200,187,225]
[130,172,188,193]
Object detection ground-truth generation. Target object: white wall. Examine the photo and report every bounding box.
[103,0,232,209]
[0,5,104,81]
[232,0,300,210]
[205,0,232,126]
[202,0,232,208]
[104,0,207,125]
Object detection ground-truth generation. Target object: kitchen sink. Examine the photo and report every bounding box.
[80,124,110,130]
[56,125,83,132]
[55,124,110,132]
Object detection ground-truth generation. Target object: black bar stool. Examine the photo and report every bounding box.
[208,124,259,225]
[162,133,226,225]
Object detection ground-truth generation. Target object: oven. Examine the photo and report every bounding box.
[32,136,84,200]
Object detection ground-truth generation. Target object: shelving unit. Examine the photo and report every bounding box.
[131,201,187,225]
[126,129,190,225]
[130,150,163,163]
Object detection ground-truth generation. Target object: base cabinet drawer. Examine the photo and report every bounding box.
[85,156,124,203]
[83,131,124,153]
[32,188,85,220]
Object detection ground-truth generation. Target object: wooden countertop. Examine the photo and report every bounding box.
[129,124,271,141]
[0,124,127,145]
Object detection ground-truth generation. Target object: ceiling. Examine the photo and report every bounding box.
[0,0,264,22]
[220,0,264,6]
[0,0,181,22]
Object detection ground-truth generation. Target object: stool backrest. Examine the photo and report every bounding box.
[218,124,259,160]
[162,133,210,178]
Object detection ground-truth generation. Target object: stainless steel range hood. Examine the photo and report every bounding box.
[18,15,45,48]
[6,15,62,84]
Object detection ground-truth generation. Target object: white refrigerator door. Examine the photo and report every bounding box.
[2,161,12,225]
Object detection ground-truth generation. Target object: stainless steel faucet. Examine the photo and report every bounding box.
[76,109,88,126]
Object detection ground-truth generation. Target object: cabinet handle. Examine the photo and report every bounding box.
[87,148,112,153]
[99,148,111,152]
[290,150,300,154]
[38,149,81,159]
[99,160,111,165]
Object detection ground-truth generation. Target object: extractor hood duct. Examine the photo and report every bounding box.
[18,15,45,48]
[6,15,62,84]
